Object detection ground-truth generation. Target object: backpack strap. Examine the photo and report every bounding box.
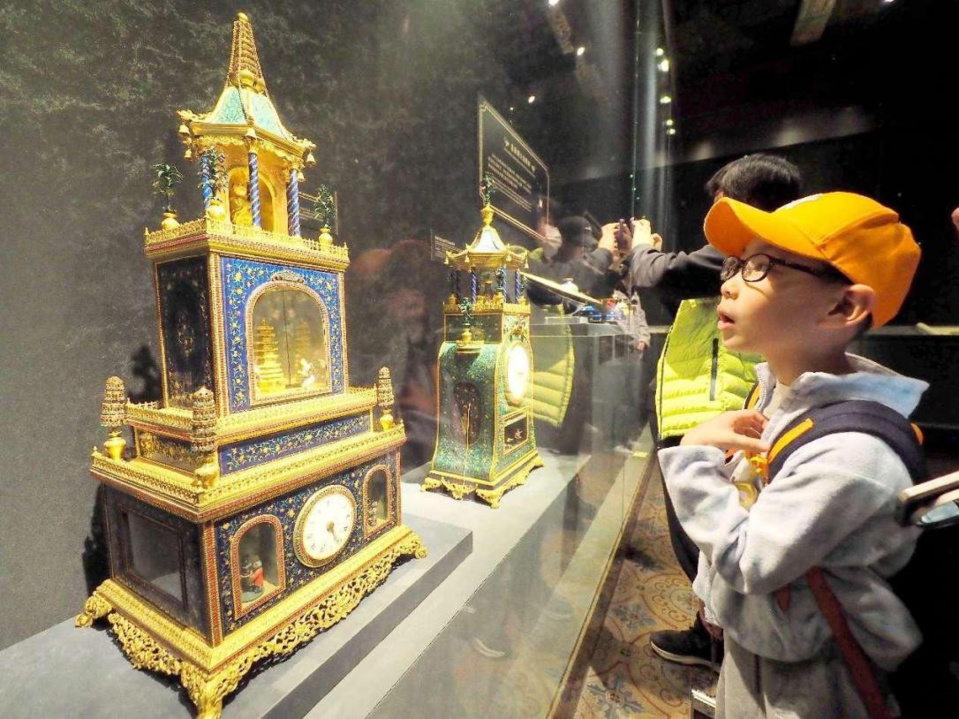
[766,400,926,482]
[743,382,762,411]
[763,400,924,719]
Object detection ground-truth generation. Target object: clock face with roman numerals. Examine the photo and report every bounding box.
[294,485,356,567]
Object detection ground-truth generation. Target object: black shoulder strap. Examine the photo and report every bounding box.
[766,400,926,484]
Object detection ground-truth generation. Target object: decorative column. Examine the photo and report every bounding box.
[199,152,213,211]
[469,268,478,305]
[287,167,301,237]
[246,131,262,229]
[514,270,522,302]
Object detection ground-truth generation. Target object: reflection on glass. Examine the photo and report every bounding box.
[125,511,183,601]
[367,469,389,528]
[250,287,331,398]
[237,522,280,608]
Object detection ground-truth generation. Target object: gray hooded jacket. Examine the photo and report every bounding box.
[659,355,928,670]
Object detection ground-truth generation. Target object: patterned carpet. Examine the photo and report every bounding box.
[567,460,717,718]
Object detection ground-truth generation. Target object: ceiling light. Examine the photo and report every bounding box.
[509,106,514,111]
[667,128,676,136]
[576,46,586,56]
[655,47,665,57]
[665,119,674,127]
[528,95,536,104]
[659,95,672,105]
[658,58,670,73]
[548,0,560,6]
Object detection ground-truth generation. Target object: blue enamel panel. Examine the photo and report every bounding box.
[218,414,370,473]
[214,453,399,634]
[221,257,345,412]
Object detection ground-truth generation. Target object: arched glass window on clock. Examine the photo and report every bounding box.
[364,466,391,536]
[248,285,331,401]
[234,518,284,613]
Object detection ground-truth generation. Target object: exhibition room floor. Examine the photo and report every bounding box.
[561,460,715,718]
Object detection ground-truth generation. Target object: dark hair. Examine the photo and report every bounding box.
[705,154,803,211]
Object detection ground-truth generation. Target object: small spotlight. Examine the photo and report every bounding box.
[665,119,674,127]
[882,0,895,3]
[667,128,676,136]
[576,46,586,56]
[528,95,536,104]
[658,58,670,73]
[509,106,514,111]
[659,95,672,105]
[548,0,560,6]
[655,47,665,57]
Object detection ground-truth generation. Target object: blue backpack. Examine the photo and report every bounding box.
[746,389,958,719]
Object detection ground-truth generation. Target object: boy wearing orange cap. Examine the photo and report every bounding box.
[658,193,925,717]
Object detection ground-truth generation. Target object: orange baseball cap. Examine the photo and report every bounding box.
[704,192,921,327]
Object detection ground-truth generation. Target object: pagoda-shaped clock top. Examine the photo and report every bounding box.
[445,202,530,318]
[176,12,316,237]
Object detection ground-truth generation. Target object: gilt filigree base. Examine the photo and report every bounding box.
[422,454,543,508]
[76,526,426,718]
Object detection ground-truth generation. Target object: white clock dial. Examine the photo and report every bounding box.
[295,486,356,567]
[505,343,531,405]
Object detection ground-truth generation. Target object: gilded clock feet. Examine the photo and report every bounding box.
[421,476,442,492]
[181,659,251,719]
[447,482,470,501]
[74,592,112,628]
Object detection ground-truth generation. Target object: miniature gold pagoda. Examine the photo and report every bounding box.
[423,199,543,507]
[75,14,426,718]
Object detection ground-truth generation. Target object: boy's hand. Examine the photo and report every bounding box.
[680,410,770,453]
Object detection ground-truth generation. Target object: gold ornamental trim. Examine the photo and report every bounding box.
[125,387,376,443]
[91,425,406,521]
[76,525,426,719]
[423,451,543,508]
[442,300,530,316]
[143,219,350,270]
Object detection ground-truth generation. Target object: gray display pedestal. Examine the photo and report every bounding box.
[0,514,471,719]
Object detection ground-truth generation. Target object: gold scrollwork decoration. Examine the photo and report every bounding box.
[181,658,252,719]
[76,530,425,718]
[74,592,113,628]
[108,612,183,675]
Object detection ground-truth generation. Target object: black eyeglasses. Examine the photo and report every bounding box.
[720,253,846,283]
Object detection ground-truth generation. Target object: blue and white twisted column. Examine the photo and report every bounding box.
[248,147,262,228]
[200,152,213,212]
[469,269,478,304]
[514,269,522,302]
[287,168,301,237]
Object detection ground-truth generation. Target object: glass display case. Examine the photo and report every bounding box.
[1,2,958,719]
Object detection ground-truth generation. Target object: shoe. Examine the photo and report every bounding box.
[650,619,722,671]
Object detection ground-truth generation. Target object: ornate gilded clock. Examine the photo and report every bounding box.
[74,15,426,719]
[422,202,543,507]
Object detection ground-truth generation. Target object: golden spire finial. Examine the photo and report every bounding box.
[481,203,494,227]
[229,12,267,94]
